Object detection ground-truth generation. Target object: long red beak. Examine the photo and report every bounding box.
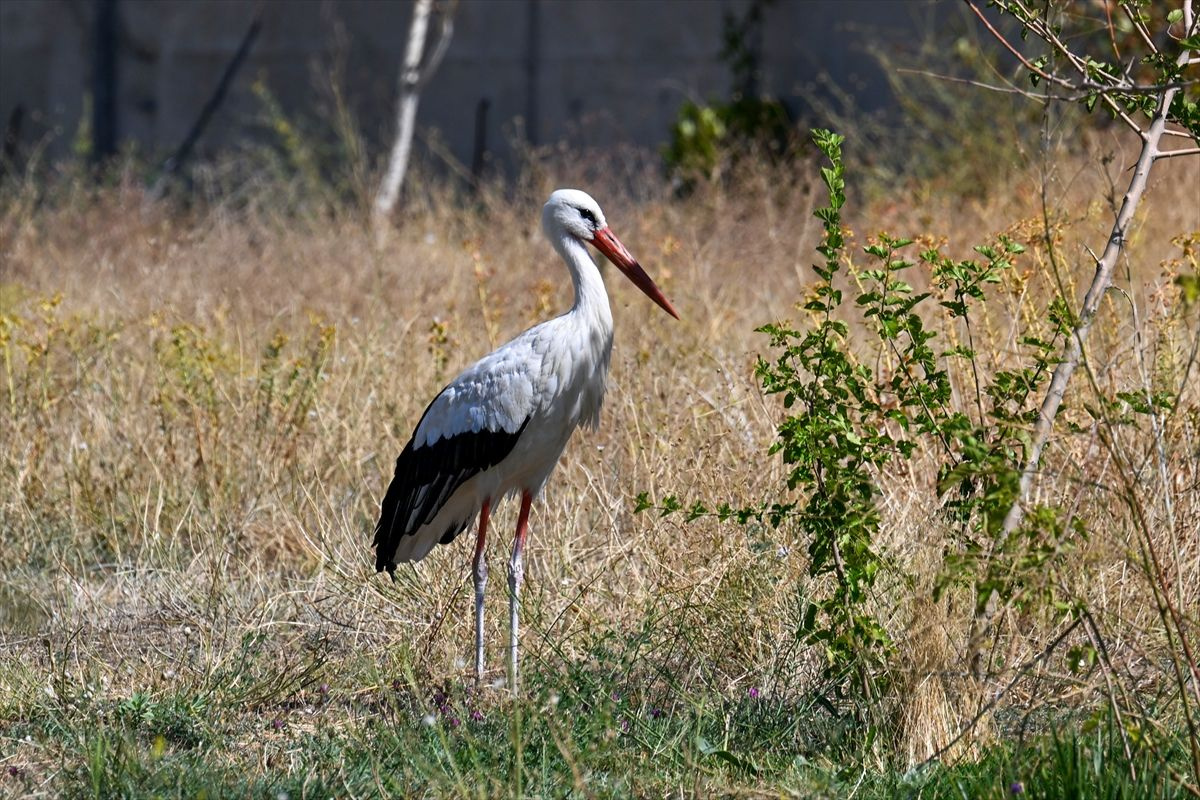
[590,227,680,320]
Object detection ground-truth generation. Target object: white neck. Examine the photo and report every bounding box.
[552,231,613,333]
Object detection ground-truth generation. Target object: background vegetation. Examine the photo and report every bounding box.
[1,3,1198,797]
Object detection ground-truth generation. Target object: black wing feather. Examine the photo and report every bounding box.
[373,397,529,572]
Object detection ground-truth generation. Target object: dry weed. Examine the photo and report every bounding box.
[0,138,1196,787]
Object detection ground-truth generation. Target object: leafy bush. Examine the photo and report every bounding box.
[662,0,799,186]
[641,121,1194,763]
[662,96,796,184]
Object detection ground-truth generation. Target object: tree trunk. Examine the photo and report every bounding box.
[374,0,448,223]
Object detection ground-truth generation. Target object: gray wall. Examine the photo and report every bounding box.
[0,0,942,168]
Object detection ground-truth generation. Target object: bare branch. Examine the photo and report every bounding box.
[1119,2,1159,55]
[963,0,1153,137]
[1076,78,1200,94]
[147,14,262,202]
[964,1,1074,90]
[1103,0,1122,60]
[897,68,1200,103]
[894,67,1050,101]
[1155,146,1200,159]
[416,2,456,92]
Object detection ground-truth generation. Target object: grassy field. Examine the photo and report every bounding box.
[0,127,1198,798]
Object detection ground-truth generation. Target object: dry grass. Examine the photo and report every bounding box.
[0,134,1197,793]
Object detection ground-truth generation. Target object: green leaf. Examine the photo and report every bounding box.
[660,495,682,517]
[695,736,760,775]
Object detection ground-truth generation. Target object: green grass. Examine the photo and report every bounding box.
[5,636,1191,799]
[4,602,1193,797]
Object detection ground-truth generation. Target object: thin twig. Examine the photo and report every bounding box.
[964,1,1073,89]
[1104,0,1121,60]
[1155,147,1200,159]
[920,617,1083,769]
[895,68,1049,101]
[1081,609,1136,778]
[896,67,1199,102]
[1009,0,1152,136]
[1120,1,1159,55]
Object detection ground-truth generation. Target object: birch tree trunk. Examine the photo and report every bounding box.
[374,0,453,223]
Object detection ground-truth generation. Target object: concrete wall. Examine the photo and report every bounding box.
[0,0,942,168]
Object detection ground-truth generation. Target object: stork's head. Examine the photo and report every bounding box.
[542,189,680,319]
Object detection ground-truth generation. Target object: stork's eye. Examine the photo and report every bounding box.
[579,208,598,227]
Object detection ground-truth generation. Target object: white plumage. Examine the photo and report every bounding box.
[373,189,678,689]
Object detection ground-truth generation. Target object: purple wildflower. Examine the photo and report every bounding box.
[1010,782,1024,795]
[649,707,664,719]
[748,687,761,699]
[271,718,285,731]
[470,709,484,722]
[619,719,630,732]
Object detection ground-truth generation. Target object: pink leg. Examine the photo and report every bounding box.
[508,491,533,692]
[473,499,490,686]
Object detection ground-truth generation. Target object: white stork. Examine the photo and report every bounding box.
[373,189,678,689]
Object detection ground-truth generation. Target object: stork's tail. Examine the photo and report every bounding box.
[373,457,472,572]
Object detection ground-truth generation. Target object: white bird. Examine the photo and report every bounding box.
[373,189,678,690]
